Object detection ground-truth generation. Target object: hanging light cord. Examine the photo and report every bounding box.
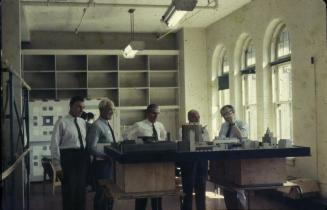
[129,9,135,41]
[74,0,94,34]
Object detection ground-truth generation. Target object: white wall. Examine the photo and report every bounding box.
[178,28,209,126]
[205,0,327,196]
[24,31,177,50]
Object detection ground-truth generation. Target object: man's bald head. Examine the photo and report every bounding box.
[188,109,200,123]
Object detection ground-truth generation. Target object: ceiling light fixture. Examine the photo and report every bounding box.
[161,0,197,28]
[123,9,145,59]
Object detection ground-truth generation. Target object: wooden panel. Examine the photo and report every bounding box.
[99,180,180,200]
[227,158,286,185]
[115,162,175,193]
[209,160,226,184]
[210,158,286,186]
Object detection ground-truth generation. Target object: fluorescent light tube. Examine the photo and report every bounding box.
[161,0,197,28]
[166,10,187,28]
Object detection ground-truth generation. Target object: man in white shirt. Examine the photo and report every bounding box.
[125,104,166,210]
[125,104,167,142]
[218,105,248,210]
[86,98,116,210]
[179,110,209,210]
[50,96,88,210]
[218,105,248,140]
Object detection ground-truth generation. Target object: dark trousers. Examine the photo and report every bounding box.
[60,149,89,210]
[223,189,239,210]
[135,197,162,210]
[93,160,113,210]
[180,161,208,210]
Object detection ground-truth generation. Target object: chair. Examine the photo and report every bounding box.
[41,156,62,195]
[49,161,62,195]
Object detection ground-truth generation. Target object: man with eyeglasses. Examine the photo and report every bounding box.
[218,105,248,140]
[86,98,116,210]
[124,103,167,210]
[218,104,248,210]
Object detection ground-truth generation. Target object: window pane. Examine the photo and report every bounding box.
[277,27,291,58]
[219,89,230,107]
[272,67,277,103]
[242,75,248,106]
[223,89,230,105]
[242,74,257,139]
[248,74,256,105]
[242,74,256,106]
[276,103,292,140]
[273,63,292,141]
[222,54,229,74]
[278,64,292,102]
[246,42,256,67]
[245,105,257,140]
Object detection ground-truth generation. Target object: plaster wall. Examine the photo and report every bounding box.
[178,28,209,126]
[24,31,177,50]
[206,0,327,196]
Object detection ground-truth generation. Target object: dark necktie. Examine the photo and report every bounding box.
[226,123,233,138]
[107,122,117,143]
[74,118,84,149]
[152,123,158,141]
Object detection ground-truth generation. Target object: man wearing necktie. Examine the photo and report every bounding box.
[218,105,248,140]
[86,98,116,210]
[217,105,248,210]
[50,96,88,210]
[124,104,167,210]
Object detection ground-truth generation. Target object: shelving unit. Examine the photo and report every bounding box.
[119,55,148,70]
[22,49,180,140]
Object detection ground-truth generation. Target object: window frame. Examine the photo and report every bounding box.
[270,25,293,140]
[240,38,257,140]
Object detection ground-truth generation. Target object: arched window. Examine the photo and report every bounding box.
[219,49,230,109]
[270,26,292,140]
[240,39,257,140]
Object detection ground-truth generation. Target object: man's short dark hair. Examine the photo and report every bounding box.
[87,112,95,120]
[80,111,87,120]
[146,104,159,113]
[69,96,84,107]
[220,105,235,115]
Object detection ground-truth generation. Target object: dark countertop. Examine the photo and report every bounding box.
[104,146,311,164]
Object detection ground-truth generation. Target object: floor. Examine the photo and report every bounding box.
[29,181,227,210]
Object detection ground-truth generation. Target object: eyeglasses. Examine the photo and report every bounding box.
[221,109,233,117]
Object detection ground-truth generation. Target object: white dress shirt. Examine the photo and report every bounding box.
[178,125,210,142]
[218,119,248,140]
[50,114,87,170]
[124,119,167,141]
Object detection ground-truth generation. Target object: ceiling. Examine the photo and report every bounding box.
[21,0,251,39]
